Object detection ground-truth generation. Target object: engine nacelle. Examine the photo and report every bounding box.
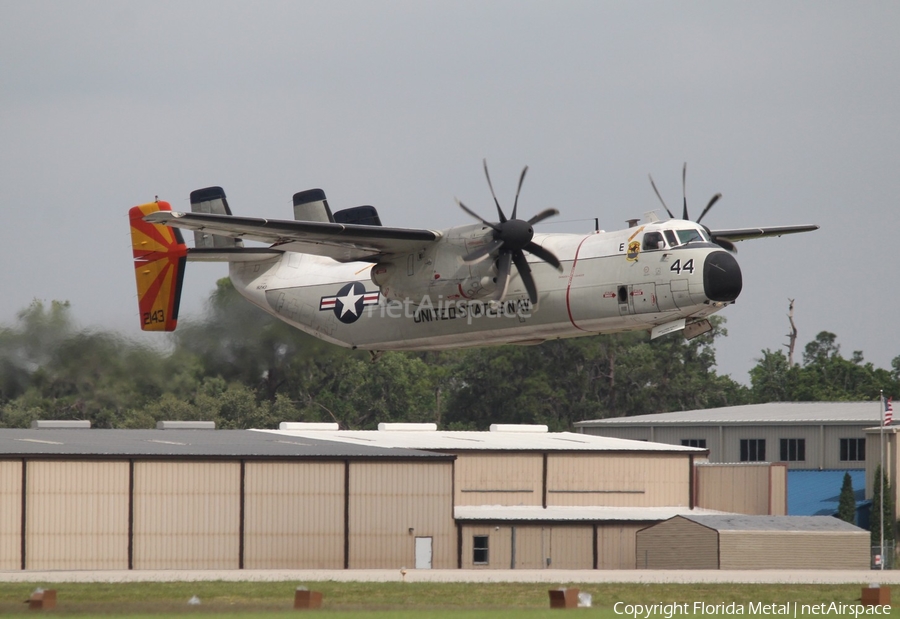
[369,223,507,305]
[371,260,498,305]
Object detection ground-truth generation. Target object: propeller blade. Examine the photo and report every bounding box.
[681,162,689,220]
[511,166,528,220]
[493,252,512,301]
[526,207,559,226]
[483,159,508,223]
[462,238,504,264]
[524,241,562,271]
[512,250,538,304]
[696,193,722,225]
[649,174,676,219]
[456,198,500,231]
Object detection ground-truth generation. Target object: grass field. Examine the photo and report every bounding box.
[0,580,896,617]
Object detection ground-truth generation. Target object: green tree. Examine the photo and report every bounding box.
[837,472,856,524]
[444,316,748,429]
[750,331,900,404]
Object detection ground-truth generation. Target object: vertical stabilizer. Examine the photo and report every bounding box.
[293,188,334,222]
[129,201,187,331]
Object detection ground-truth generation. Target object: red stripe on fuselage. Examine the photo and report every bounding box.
[565,235,595,333]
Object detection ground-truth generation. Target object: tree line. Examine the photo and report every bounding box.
[1,279,898,430]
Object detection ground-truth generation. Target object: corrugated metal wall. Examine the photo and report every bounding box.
[460,525,512,569]
[511,526,547,569]
[348,461,455,569]
[596,522,644,569]
[459,524,593,569]
[718,531,869,570]
[695,463,773,515]
[454,454,542,506]
[133,461,241,569]
[545,526,593,569]
[26,461,129,569]
[243,461,344,569]
[584,423,873,470]
[769,465,787,516]
[634,517,718,569]
[822,425,870,469]
[547,453,688,507]
[640,426,721,458]
[0,461,22,569]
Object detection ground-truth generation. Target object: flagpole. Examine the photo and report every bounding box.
[881,390,886,570]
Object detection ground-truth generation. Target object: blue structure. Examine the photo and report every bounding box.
[788,469,869,529]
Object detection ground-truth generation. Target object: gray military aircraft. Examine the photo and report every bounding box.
[129,162,817,351]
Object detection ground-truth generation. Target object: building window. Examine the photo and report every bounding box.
[779,438,806,462]
[840,438,866,462]
[681,439,707,448]
[473,535,489,565]
[740,439,766,462]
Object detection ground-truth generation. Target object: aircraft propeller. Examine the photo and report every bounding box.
[648,163,736,252]
[457,160,563,304]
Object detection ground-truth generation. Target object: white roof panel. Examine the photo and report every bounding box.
[455,505,731,521]
[254,428,703,453]
[575,402,886,427]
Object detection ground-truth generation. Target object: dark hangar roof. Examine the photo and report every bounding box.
[0,429,452,460]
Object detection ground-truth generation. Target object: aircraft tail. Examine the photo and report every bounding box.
[129,200,188,331]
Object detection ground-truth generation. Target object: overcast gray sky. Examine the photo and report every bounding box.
[1,1,897,384]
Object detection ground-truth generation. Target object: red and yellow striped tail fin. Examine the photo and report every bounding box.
[129,201,188,331]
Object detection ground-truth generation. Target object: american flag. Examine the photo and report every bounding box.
[885,397,894,426]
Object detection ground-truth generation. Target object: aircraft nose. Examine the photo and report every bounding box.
[703,250,742,302]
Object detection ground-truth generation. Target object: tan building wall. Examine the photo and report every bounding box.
[459,524,594,569]
[718,531,869,570]
[634,517,719,569]
[547,453,689,507]
[695,463,786,516]
[454,453,542,506]
[348,461,455,569]
[26,460,129,570]
[769,466,787,516]
[460,524,512,569]
[243,461,344,569]
[0,460,22,570]
[596,522,645,570]
[548,526,594,569]
[133,461,241,569]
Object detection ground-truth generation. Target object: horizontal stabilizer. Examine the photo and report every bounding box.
[129,201,188,331]
[187,247,284,262]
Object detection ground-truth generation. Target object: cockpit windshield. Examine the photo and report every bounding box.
[668,228,710,246]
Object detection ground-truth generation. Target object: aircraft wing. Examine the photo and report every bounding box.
[708,224,819,243]
[144,211,441,262]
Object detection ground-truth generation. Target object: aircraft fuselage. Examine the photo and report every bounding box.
[228,220,741,350]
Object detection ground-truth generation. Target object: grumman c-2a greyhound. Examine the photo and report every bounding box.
[129,162,818,353]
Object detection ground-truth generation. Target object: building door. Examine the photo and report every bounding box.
[415,537,433,569]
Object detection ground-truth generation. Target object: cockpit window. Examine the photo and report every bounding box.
[664,230,678,247]
[642,231,665,251]
[675,229,709,245]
